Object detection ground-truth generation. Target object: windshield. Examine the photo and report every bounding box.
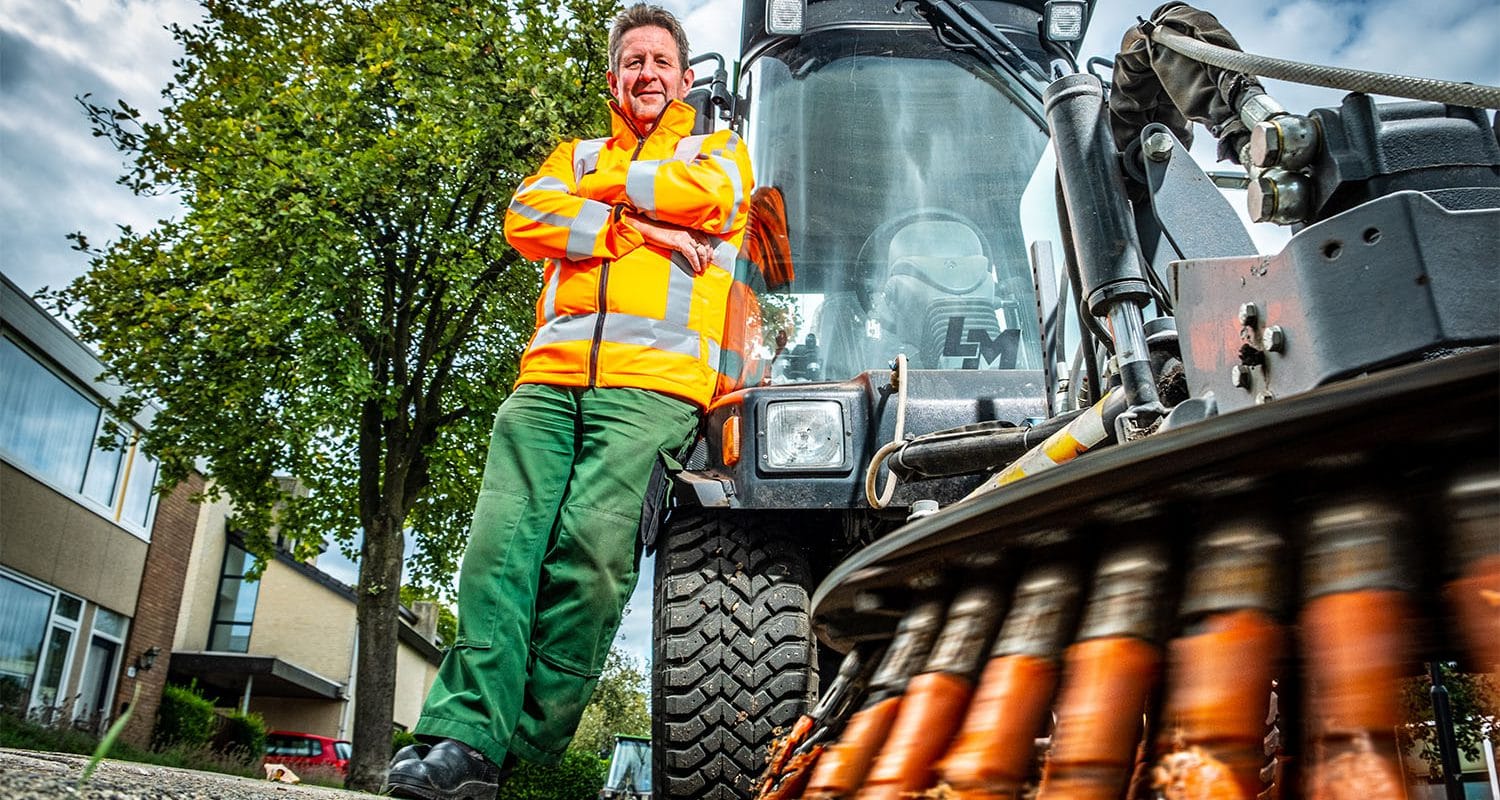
[604,740,651,791]
[723,29,1050,388]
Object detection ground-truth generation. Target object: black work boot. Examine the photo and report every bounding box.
[384,739,509,800]
[390,743,430,766]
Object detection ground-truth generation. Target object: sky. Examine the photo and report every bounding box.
[3,0,1497,668]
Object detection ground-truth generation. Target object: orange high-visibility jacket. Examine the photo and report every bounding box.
[504,100,755,409]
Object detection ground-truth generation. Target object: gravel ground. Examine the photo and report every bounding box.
[0,748,379,800]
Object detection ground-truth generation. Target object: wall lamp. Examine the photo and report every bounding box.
[127,645,162,678]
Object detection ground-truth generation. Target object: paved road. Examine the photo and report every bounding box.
[0,748,379,799]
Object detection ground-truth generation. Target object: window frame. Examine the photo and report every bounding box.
[0,332,160,540]
[30,589,84,716]
[71,610,127,727]
[207,539,260,653]
[0,567,56,711]
[0,567,95,721]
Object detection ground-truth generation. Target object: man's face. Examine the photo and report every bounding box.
[608,25,693,130]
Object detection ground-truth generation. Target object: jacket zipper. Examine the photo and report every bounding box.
[588,259,609,387]
[589,108,654,387]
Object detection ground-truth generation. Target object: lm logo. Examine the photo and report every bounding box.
[942,316,1020,369]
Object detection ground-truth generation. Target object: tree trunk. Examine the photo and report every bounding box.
[346,512,405,792]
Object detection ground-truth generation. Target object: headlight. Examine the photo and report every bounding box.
[763,401,844,469]
[1042,0,1087,44]
[765,0,804,36]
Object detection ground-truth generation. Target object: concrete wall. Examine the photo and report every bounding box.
[0,462,148,616]
[249,564,357,683]
[172,488,232,652]
[250,696,345,739]
[393,641,440,731]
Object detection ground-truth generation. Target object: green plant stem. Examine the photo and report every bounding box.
[79,682,140,788]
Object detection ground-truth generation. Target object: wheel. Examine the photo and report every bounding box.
[651,510,817,799]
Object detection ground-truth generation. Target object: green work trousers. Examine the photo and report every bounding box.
[413,383,698,766]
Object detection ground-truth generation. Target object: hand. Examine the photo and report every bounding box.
[624,210,713,275]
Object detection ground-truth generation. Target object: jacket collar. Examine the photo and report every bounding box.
[609,99,697,147]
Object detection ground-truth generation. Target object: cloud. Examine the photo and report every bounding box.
[0,0,194,296]
[1,0,1493,674]
[678,0,743,63]
[1083,0,1500,113]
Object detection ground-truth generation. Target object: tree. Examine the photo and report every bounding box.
[569,647,652,758]
[1399,663,1500,780]
[60,0,617,789]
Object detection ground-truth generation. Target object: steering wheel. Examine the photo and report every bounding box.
[851,207,994,311]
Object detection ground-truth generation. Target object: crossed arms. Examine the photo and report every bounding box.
[504,133,752,274]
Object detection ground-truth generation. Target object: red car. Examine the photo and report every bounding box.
[263,730,352,778]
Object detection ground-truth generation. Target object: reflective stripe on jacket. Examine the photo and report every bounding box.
[504,100,754,409]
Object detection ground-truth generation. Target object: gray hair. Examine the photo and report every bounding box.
[609,4,691,73]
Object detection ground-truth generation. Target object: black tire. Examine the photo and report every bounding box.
[651,510,817,799]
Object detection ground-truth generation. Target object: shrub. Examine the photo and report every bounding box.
[152,683,217,750]
[2,707,258,778]
[392,728,420,753]
[213,709,267,764]
[499,750,608,800]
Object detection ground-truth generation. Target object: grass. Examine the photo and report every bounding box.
[0,708,261,780]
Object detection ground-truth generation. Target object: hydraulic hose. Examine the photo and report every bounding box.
[887,409,1085,481]
[1150,25,1500,109]
[865,354,909,509]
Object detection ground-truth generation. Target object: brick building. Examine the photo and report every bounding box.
[1,273,186,743]
[1,273,441,749]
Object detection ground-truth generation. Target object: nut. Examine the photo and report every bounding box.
[1230,364,1252,389]
[1238,302,1260,326]
[1249,169,1313,225]
[1144,131,1174,162]
[1262,325,1285,353]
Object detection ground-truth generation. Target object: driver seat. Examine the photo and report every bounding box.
[877,220,1017,369]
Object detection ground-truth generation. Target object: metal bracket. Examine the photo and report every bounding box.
[1142,123,1258,273]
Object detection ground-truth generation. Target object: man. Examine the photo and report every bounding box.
[385,4,753,798]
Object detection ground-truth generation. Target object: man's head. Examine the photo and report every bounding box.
[608,4,694,130]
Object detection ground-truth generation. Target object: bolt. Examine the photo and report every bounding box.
[1248,174,1278,223]
[1238,302,1260,326]
[1144,131,1174,162]
[1255,390,1275,405]
[1230,364,1252,389]
[1249,120,1283,168]
[1261,325,1285,353]
[1249,169,1313,225]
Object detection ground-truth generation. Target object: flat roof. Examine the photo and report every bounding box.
[168,651,344,701]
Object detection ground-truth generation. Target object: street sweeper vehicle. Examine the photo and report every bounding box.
[650,2,1500,798]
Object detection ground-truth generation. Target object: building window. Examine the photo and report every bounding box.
[118,446,159,529]
[0,572,52,709]
[33,590,82,720]
[0,335,160,537]
[0,568,85,719]
[80,416,127,507]
[0,336,98,493]
[208,542,260,653]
